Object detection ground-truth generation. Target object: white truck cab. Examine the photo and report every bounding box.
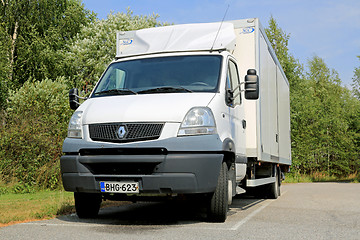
[61,19,291,222]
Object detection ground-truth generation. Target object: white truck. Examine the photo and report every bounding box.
[61,18,291,222]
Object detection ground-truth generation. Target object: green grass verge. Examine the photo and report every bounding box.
[0,190,74,226]
[0,190,130,227]
[284,172,360,183]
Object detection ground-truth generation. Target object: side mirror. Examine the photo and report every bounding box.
[69,88,80,110]
[245,69,259,100]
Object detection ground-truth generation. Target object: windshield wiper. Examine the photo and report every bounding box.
[95,88,138,96]
[137,86,193,94]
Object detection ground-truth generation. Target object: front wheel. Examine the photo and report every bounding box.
[74,192,102,219]
[207,162,229,222]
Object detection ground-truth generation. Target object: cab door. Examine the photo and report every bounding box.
[226,59,246,161]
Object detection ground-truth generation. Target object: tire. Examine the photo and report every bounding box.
[207,162,229,222]
[267,167,280,199]
[74,192,102,219]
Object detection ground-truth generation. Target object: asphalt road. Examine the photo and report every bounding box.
[1,183,359,240]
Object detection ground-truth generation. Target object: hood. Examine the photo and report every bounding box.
[80,93,215,124]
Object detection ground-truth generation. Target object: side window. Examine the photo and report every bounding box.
[227,60,241,106]
[226,68,232,91]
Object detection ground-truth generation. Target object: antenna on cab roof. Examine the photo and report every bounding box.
[210,4,230,52]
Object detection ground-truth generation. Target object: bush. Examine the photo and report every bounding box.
[0,78,72,190]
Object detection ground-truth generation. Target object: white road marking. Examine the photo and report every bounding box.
[229,200,274,230]
[230,190,288,231]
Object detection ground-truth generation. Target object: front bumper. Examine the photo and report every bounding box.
[60,151,223,194]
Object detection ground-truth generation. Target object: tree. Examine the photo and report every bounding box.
[61,9,164,90]
[306,56,345,174]
[0,23,10,109]
[352,56,360,100]
[290,55,359,176]
[0,0,95,92]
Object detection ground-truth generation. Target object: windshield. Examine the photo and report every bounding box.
[92,55,222,97]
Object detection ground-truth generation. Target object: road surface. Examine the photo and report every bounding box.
[1,183,359,239]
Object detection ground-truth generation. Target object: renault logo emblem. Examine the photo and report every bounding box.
[117,126,126,139]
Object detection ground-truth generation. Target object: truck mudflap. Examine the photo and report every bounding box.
[61,152,224,194]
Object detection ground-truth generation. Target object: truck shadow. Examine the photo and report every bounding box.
[57,194,266,226]
[228,194,266,216]
[233,193,266,208]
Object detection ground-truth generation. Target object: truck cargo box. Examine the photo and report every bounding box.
[230,19,291,166]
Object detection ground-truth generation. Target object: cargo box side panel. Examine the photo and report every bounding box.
[258,33,271,158]
[258,31,280,163]
[268,50,279,160]
[277,67,292,165]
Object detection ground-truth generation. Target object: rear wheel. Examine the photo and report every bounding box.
[207,162,229,222]
[74,192,102,219]
[267,166,280,199]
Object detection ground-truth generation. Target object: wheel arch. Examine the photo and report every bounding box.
[222,138,236,168]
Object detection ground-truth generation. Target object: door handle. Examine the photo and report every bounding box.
[242,120,246,129]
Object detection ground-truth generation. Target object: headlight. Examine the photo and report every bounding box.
[178,107,217,136]
[68,111,83,138]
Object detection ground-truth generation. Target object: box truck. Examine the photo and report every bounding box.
[61,18,291,222]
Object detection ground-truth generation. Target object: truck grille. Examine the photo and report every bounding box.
[89,123,164,143]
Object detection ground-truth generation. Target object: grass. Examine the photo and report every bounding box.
[284,172,360,183]
[0,190,74,227]
[0,190,131,228]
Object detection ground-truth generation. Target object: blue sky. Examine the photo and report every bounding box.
[83,0,360,87]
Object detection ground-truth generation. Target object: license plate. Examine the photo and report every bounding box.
[100,181,139,193]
